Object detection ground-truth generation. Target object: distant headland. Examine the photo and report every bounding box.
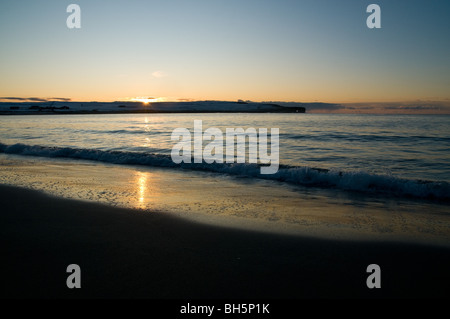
[0,100,344,115]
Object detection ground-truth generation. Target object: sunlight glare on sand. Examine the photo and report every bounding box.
[1,154,450,247]
[137,171,148,209]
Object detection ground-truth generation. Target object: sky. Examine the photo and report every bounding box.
[0,0,449,109]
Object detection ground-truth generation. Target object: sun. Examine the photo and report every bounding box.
[131,97,160,104]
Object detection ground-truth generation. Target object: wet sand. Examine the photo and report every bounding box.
[1,184,449,299]
[2,153,450,246]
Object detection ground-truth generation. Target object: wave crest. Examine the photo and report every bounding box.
[1,142,449,201]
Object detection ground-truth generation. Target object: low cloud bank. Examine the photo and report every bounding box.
[0,97,71,102]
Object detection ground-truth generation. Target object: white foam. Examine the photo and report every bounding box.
[1,142,449,200]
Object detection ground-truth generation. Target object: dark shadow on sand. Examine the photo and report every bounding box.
[1,185,449,299]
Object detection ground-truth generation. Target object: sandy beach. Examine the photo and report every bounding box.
[2,0,450,304]
[1,184,449,299]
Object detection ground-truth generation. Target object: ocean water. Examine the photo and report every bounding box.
[1,113,450,244]
[0,113,449,200]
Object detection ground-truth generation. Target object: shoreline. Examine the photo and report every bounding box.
[2,153,450,247]
[1,184,450,298]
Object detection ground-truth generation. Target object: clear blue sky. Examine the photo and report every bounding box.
[1,0,449,103]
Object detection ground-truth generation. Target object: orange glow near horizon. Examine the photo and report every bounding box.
[131,97,161,104]
[2,2,450,114]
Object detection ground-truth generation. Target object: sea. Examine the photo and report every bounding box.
[1,113,449,245]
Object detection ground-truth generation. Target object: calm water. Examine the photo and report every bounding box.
[1,113,449,199]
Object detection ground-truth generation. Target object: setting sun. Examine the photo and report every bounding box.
[1,0,450,300]
[131,97,160,104]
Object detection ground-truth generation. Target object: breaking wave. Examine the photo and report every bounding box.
[1,142,449,201]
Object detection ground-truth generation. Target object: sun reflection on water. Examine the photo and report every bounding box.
[137,171,148,209]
